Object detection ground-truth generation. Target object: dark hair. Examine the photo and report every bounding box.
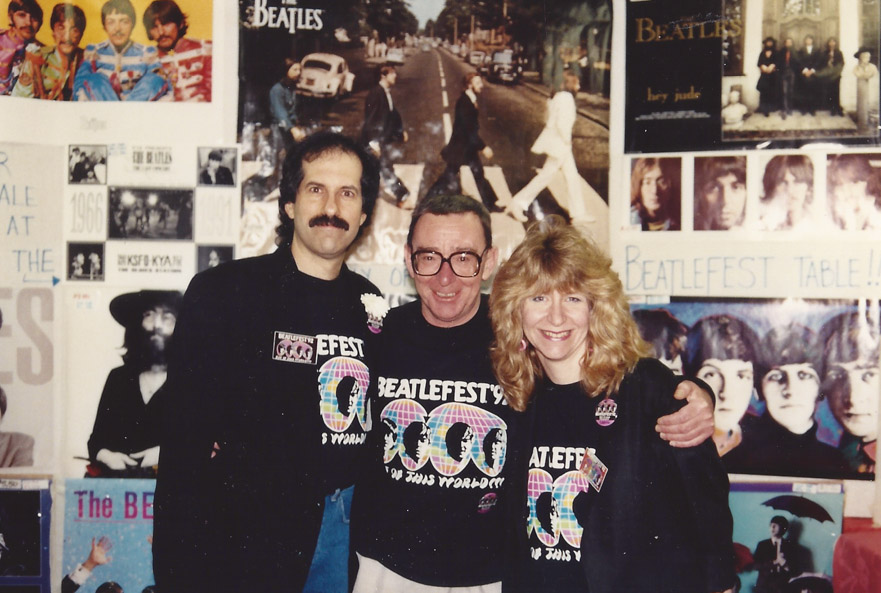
[96,582,124,593]
[50,3,85,31]
[763,36,776,48]
[632,308,688,361]
[536,491,557,535]
[762,155,813,203]
[482,427,504,466]
[696,156,746,191]
[817,311,881,380]
[207,149,223,162]
[276,131,380,245]
[0,385,7,417]
[445,422,471,461]
[685,314,760,377]
[335,375,358,416]
[770,515,789,534]
[378,64,396,80]
[119,297,179,371]
[407,194,492,249]
[7,0,42,24]
[143,0,187,38]
[758,323,819,386]
[402,421,429,460]
[828,154,872,187]
[694,156,747,230]
[101,0,135,26]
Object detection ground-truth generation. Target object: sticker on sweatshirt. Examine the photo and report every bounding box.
[273,331,317,364]
[595,397,617,426]
[477,492,498,513]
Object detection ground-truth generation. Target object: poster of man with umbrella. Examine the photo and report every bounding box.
[729,483,842,593]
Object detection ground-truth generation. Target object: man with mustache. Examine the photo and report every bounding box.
[142,0,211,102]
[87,289,182,479]
[73,0,167,101]
[0,0,42,95]
[12,3,85,100]
[154,131,382,593]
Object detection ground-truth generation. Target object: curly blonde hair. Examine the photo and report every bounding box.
[489,216,651,411]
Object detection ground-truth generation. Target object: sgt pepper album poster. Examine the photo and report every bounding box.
[62,479,155,593]
[0,479,51,592]
[235,0,614,293]
[729,481,842,593]
[624,0,881,153]
[1,0,236,147]
[630,297,878,482]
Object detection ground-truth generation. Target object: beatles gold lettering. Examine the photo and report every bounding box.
[634,17,743,43]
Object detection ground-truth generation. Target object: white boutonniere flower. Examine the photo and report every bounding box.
[361,293,389,334]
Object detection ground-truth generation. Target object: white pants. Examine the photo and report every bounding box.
[510,153,588,220]
[353,553,502,593]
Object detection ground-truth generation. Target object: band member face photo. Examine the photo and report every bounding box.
[335,376,359,418]
[687,315,760,446]
[381,418,397,455]
[53,14,83,57]
[825,359,880,441]
[483,427,506,470]
[638,162,666,214]
[148,19,180,52]
[403,421,430,462]
[206,155,221,175]
[104,9,134,52]
[142,305,176,355]
[446,422,474,462]
[470,73,484,95]
[827,155,881,230]
[776,170,810,219]
[536,491,560,538]
[761,363,821,434]
[630,158,680,231]
[697,358,754,432]
[9,5,40,42]
[761,155,814,230]
[695,157,747,230]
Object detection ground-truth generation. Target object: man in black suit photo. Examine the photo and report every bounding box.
[361,64,409,207]
[753,516,797,593]
[426,72,501,212]
[199,149,234,186]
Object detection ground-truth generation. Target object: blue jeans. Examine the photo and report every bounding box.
[303,485,353,593]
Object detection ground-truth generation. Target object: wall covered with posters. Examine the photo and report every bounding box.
[0,0,878,589]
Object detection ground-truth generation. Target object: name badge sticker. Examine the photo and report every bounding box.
[595,397,617,426]
[272,331,318,364]
[579,447,608,492]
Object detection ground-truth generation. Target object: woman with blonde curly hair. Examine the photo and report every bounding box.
[489,216,735,593]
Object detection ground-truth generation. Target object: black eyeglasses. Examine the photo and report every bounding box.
[410,249,487,277]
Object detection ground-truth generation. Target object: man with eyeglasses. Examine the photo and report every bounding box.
[350,194,717,593]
